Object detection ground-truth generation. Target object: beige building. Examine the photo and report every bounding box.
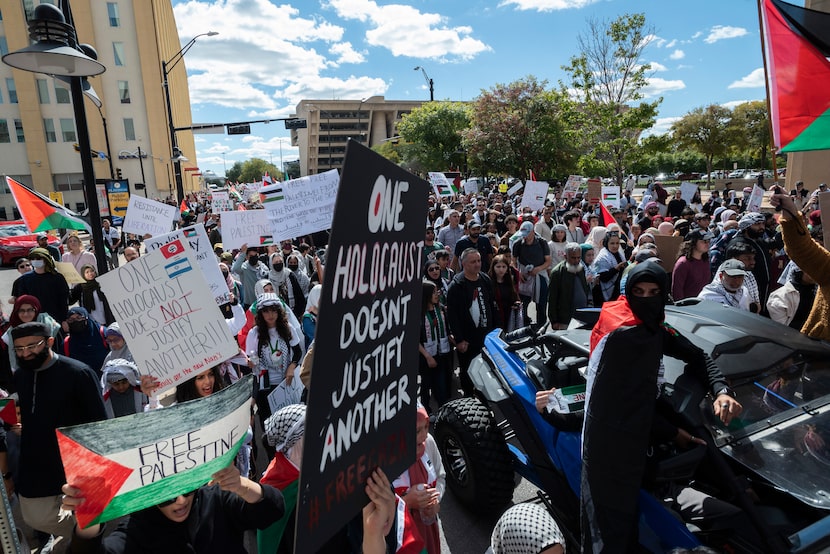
[291,96,424,176]
[0,0,200,219]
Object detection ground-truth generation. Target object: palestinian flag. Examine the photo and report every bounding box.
[0,399,17,425]
[599,201,616,228]
[762,0,830,152]
[6,176,90,233]
[427,172,458,197]
[57,375,252,528]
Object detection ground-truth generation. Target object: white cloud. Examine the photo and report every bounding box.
[664,39,677,49]
[327,0,491,59]
[704,25,748,44]
[669,49,685,60]
[497,0,599,11]
[648,61,668,72]
[642,116,681,137]
[642,77,685,98]
[728,68,764,89]
[721,100,752,110]
[330,42,366,64]
[691,31,702,40]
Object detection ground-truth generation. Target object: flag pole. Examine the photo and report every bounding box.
[757,0,782,190]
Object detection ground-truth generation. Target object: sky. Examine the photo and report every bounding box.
[171,0,768,179]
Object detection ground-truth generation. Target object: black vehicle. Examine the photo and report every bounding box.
[435,300,830,553]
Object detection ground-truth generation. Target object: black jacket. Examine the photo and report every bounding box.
[70,483,285,554]
[446,271,498,344]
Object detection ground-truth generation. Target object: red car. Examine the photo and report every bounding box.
[0,221,64,266]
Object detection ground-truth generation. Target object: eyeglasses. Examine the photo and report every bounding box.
[157,490,196,507]
[13,339,46,354]
[18,308,36,314]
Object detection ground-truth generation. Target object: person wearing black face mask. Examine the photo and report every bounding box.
[231,244,268,310]
[579,263,743,553]
[62,307,110,378]
[11,321,107,545]
[726,212,783,315]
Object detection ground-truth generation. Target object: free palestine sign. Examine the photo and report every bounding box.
[57,375,253,528]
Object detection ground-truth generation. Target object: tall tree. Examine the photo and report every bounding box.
[226,158,282,183]
[563,13,659,186]
[397,101,471,172]
[462,76,579,181]
[731,100,771,170]
[671,105,733,187]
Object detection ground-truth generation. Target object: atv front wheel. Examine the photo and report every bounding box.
[434,397,514,514]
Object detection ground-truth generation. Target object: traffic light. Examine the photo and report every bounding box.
[116,168,123,180]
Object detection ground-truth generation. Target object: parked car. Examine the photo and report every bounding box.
[436,301,830,553]
[728,169,747,179]
[0,221,64,266]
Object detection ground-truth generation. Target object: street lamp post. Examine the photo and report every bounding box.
[414,66,434,101]
[162,31,217,203]
[2,2,109,276]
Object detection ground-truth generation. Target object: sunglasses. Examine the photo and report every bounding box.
[157,490,196,507]
[427,266,440,272]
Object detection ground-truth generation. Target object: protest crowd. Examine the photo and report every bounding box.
[0,169,828,554]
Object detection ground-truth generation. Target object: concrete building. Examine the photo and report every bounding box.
[0,0,200,219]
[291,96,424,176]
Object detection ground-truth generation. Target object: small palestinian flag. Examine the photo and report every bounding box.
[57,375,253,528]
[0,399,17,425]
[762,0,830,151]
[260,186,284,203]
[259,235,274,246]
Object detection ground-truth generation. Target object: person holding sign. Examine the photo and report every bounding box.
[246,294,302,429]
[61,463,284,553]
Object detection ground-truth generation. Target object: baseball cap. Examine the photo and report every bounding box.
[685,229,713,242]
[718,259,747,277]
[466,220,481,230]
[519,221,534,237]
[36,232,48,239]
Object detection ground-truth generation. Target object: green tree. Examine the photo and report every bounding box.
[671,105,733,186]
[462,76,580,181]
[397,102,471,172]
[731,100,771,170]
[563,13,659,186]
[226,158,282,183]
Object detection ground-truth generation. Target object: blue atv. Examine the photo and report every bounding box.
[434,301,830,553]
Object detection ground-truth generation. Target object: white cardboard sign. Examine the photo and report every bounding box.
[521,180,549,211]
[219,209,272,251]
[260,170,340,243]
[211,191,232,213]
[122,196,178,237]
[99,239,239,394]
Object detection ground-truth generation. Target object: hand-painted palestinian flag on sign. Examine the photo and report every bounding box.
[762,0,830,152]
[56,375,252,528]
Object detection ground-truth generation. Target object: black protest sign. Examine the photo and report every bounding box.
[295,141,429,552]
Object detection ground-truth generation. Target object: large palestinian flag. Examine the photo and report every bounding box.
[57,375,252,528]
[762,0,830,152]
[6,176,91,232]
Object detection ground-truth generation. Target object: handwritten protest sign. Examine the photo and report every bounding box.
[521,180,549,212]
[746,184,765,213]
[601,186,620,208]
[563,175,583,199]
[98,239,238,395]
[296,142,428,553]
[219,209,272,251]
[260,170,340,244]
[211,191,232,212]
[145,224,231,305]
[122,196,178,237]
[55,262,85,285]
[57,375,252,528]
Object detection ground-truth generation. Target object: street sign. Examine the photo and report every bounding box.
[48,191,64,207]
[284,118,307,130]
[226,124,251,135]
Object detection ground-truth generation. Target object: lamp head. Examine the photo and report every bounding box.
[1,3,106,77]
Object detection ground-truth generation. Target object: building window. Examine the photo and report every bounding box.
[123,118,135,140]
[113,42,125,66]
[106,2,120,26]
[43,119,56,143]
[6,78,17,103]
[43,118,58,142]
[60,118,76,142]
[118,80,130,103]
[36,79,49,103]
[14,119,24,143]
[0,36,7,56]
[55,84,69,103]
[0,120,9,143]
